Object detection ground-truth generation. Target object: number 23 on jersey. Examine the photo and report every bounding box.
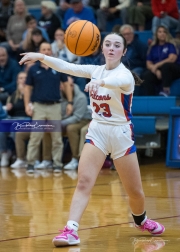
[93,102,112,117]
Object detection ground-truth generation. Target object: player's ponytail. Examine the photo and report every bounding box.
[103,32,143,86]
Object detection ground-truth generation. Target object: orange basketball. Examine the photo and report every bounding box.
[64,20,101,56]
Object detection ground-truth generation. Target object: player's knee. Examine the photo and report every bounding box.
[129,189,145,200]
[77,175,93,192]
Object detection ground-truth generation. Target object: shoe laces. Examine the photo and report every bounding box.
[142,219,156,231]
[56,226,71,237]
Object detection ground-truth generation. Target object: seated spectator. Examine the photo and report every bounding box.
[0,0,27,58]
[62,79,91,169]
[0,0,14,42]
[128,0,153,31]
[157,37,180,96]
[5,71,27,118]
[56,0,92,23]
[97,0,130,32]
[63,0,96,30]
[120,24,147,77]
[0,47,21,105]
[88,0,100,12]
[141,26,177,96]
[51,28,77,62]
[56,0,72,22]
[151,0,179,34]
[22,28,47,52]
[40,77,91,170]
[0,71,29,167]
[22,14,50,42]
[38,1,61,42]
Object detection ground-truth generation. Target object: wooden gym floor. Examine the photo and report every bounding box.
[0,156,180,252]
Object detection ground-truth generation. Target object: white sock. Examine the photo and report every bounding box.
[67,220,79,231]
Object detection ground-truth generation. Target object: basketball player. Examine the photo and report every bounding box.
[19,33,165,247]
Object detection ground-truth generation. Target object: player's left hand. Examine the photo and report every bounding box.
[84,79,105,95]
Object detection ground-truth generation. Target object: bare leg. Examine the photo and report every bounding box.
[68,143,106,223]
[114,152,145,214]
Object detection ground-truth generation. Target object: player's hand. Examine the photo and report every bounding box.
[66,103,73,116]
[19,52,44,65]
[84,79,105,96]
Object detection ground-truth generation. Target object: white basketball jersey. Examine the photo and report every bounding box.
[89,64,135,125]
[42,57,135,125]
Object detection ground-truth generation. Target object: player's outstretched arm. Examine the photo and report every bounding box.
[19,52,45,65]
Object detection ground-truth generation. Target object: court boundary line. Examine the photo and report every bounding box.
[0,215,180,243]
[1,175,179,197]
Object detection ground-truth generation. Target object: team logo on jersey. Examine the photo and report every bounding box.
[91,94,111,101]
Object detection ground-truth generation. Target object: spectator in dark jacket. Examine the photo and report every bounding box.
[38,1,61,42]
[97,0,130,31]
[120,24,147,76]
[0,47,21,105]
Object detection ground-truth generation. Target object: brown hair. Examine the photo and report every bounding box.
[103,32,143,86]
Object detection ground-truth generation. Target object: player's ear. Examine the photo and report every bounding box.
[123,48,127,56]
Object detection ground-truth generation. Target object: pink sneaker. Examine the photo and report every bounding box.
[135,219,165,235]
[52,226,80,247]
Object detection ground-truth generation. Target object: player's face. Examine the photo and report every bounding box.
[102,34,125,62]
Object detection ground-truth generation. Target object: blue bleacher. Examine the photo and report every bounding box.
[28,7,41,20]
[170,79,180,96]
[131,96,177,149]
